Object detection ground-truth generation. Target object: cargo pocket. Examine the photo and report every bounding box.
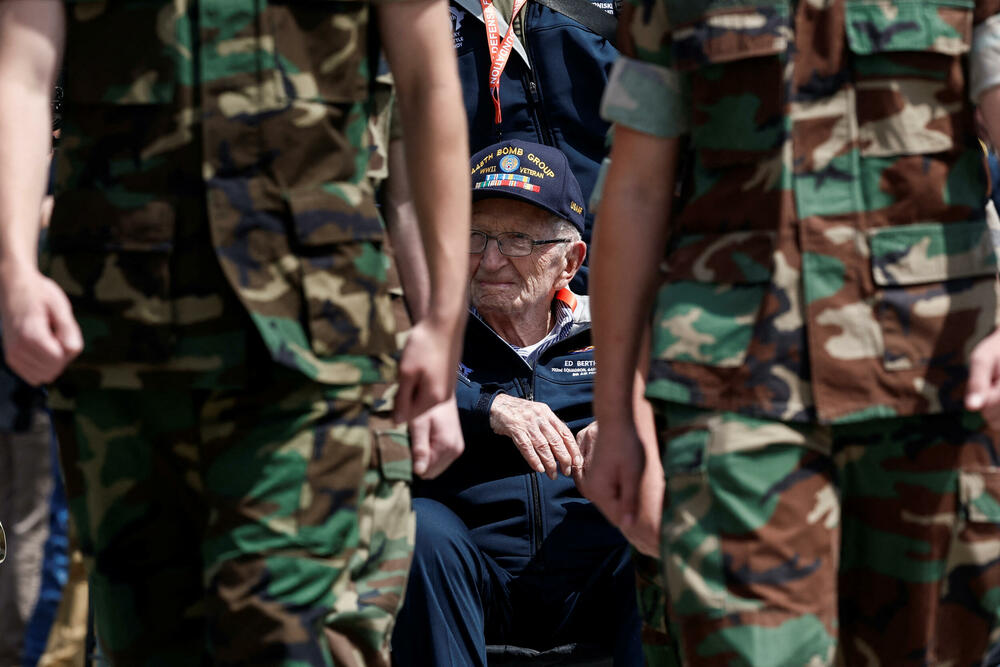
[668,3,790,168]
[62,1,180,106]
[653,231,774,368]
[286,187,396,359]
[845,0,973,157]
[869,221,998,371]
[353,416,414,633]
[46,190,176,363]
[941,467,1000,641]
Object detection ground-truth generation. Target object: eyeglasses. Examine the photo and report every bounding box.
[469,230,572,257]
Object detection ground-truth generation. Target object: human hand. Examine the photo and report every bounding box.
[575,419,662,555]
[585,417,645,529]
[489,393,582,480]
[0,265,82,385]
[409,394,465,479]
[394,314,463,424]
[572,421,598,491]
[966,328,1000,430]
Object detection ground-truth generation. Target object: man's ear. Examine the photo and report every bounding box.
[555,240,587,291]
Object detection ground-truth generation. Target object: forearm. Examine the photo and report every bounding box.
[591,127,678,419]
[381,0,470,332]
[384,139,431,321]
[0,1,63,276]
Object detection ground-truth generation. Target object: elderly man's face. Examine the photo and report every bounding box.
[469,198,574,317]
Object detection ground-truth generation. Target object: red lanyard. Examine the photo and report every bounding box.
[480,0,527,124]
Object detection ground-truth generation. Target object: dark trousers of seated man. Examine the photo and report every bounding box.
[392,497,643,666]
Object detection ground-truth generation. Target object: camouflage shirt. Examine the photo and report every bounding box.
[603,0,1000,424]
[49,0,400,390]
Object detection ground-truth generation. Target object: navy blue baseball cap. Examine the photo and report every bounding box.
[470,140,586,234]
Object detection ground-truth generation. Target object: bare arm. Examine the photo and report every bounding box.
[0,0,61,274]
[384,138,431,321]
[379,0,470,474]
[0,0,80,385]
[587,126,678,527]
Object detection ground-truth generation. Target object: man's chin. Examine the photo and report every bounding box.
[472,291,519,313]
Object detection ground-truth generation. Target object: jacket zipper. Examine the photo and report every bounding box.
[520,375,544,556]
[529,463,544,557]
[515,10,555,145]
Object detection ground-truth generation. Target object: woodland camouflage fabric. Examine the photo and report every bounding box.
[50,0,399,390]
[49,378,414,666]
[604,0,1000,424]
[657,403,1000,666]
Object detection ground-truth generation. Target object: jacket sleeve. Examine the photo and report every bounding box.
[455,373,504,442]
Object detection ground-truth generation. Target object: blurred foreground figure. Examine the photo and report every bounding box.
[0,1,470,665]
[589,2,1000,664]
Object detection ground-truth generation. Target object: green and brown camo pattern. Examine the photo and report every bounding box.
[605,0,1000,424]
[49,0,400,390]
[656,402,1000,666]
[49,378,414,666]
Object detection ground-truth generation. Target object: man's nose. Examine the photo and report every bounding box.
[480,237,508,268]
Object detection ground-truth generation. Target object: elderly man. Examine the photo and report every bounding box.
[391,140,642,666]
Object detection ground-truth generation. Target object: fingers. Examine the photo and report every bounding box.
[511,430,547,475]
[6,314,67,385]
[967,333,1000,411]
[46,283,83,357]
[538,421,573,478]
[409,413,431,477]
[618,465,639,528]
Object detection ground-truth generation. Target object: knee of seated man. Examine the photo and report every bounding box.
[412,497,477,564]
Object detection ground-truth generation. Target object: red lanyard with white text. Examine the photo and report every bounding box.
[480,0,528,124]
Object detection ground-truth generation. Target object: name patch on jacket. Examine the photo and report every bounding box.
[549,359,596,378]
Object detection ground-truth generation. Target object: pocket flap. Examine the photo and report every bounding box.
[373,425,413,482]
[286,186,384,246]
[666,231,775,283]
[960,467,1000,523]
[845,1,973,56]
[869,221,997,286]
[670,4,790,70]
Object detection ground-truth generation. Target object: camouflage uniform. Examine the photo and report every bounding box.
[602,1,1000,663]
[48,2,414,664]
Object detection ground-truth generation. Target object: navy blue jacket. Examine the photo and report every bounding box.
[448,0,619,284]
[415,295,626,579]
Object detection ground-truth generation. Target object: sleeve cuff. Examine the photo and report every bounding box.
[474,388,504,422]
[971,14,1000,102]
[600,56,690,138]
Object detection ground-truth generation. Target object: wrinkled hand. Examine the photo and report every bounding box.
[409,395,465,479]
[585,417,645,529]
[0,266,82,386]
[966,328,1000,431]
[394,315,463,424]
[489,393,582,480]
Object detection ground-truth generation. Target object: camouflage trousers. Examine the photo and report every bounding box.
[49,377,414,666]
[654,402,1000,666]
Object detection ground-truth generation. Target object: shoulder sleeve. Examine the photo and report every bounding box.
[971,12,1000,102]
[600,0,690,137]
